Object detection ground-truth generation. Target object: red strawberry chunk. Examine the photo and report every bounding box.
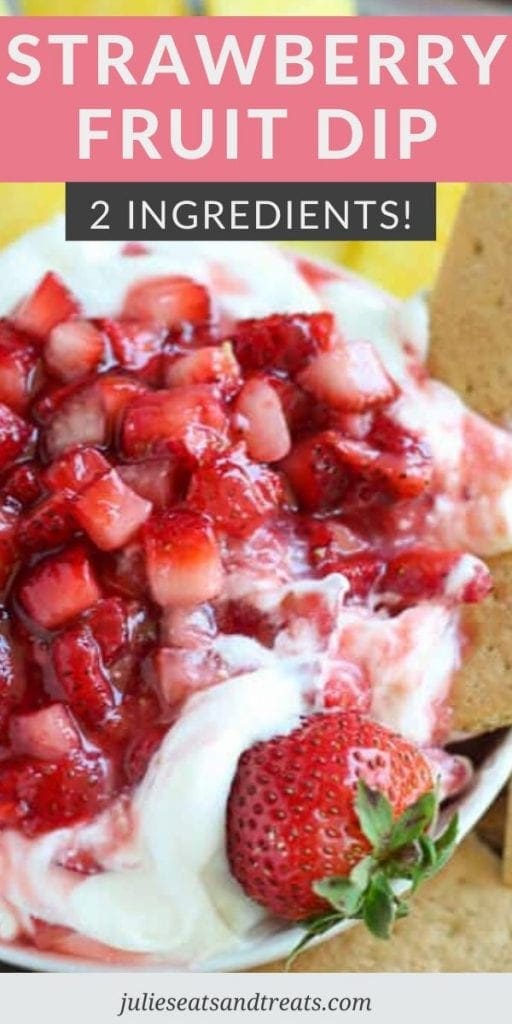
[144,510,223,608]
[155,646,224,707]
[161,603,217,648]
[0,614,22,733]
[315,551,386,599]
[44,319,105,382]
[0,751,110,836]
[52,624,115,724]
[0,502,19,592]
[122,385,227,463]
[100,540,148,599]
[19,544,101,630]
[9,703,81,762]
[18,492,76,553]
[232,312,334,375]
[234,377,291,463]
[96,373,147,422]
[44,383,107,459]
[83,596,128,663]
[123,275,210,327]
[0,403,31,471]
[298,341,397,412]
[102,318,167,376]
[124,724,167,785]
[13,272,80,342]
[382,548,493,606]
[117,458,182,513]
[368,414,433,499]
[43,446,110,495]
[189,447,283,537]
[281,433,349,512]
[0,320,39,413]
[165,343,241,397]
[2,462,42,508]
[73,468,152,552]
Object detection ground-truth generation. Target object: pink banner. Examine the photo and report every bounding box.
[0,15,510,182]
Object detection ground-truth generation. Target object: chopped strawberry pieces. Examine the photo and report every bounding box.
[144,510,223,607]
[189,447,283,537]
[0,751,110,836]
[18,492,76,553]
[0,614,21,733]
[381,548,493,606]
[122,385,227,463]
[367,414,433,499]
[73,468,152,551]
[234,377,291,462]
[281,433,348,512]
[13,272,80,341]
[117,458,183,512]
[43,383,107,459]
[2,462,42,508]
[123,275,210,327]
[0,502,19,592]
[124,724,167,785]
[9,703,81,762]
[83,597,130,664]
[0,320,39,413]
[52,624,115,724]
[19,544,101,630]
[232,312,334,375]
[316,551,386,599]
[43,445,110,495]
[0,403,31,471]
[155,646,224,707]
[44,319,105,382]
[298,341,397,412]
[165,343,241,396]
[102,318,167,377]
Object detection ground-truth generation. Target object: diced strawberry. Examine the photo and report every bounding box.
[232,312,334,375]
[155,646,224,707]
[381,549,492,606]
[298,342,397,413]
[315,551,386,599]
[367,414,433,499]
[0,502,19,592]
[72,468,152,552]
[44,320,105,382]
[165,343,241,397]
[0,402,31,471]
[43,383,107,459]
[95,373,147,423]
[9,703,81,761]
[123,724,167,785]
[83,597,129,664]
[0,751,110,836]
[2,462,42,508]
[0,320,39,413]
[19,544,101,630]
[13,272,80,342]
[117,458,182,513]
[189,447,283,537]
[101,318,167,378]
[52,624,114,724]
[100,541,148,599]
[144,510,223,608]
[328,410,374,440]
[281,433,349,512]
[0,612,22,733]
[233,377,291,462]
[18,492,76,553]
[123,275,210,327]
[43,446,110,495]
[161,603,217,648]
[122,386,227,463]
[322,662,371,714]
[267,377,313,438]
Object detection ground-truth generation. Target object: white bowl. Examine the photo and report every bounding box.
[1,728,511,973]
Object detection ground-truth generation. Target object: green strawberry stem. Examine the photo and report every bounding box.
[287,780,458,966]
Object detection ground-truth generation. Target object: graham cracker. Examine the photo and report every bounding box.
[429,184,512,736]
[253,835,512,972]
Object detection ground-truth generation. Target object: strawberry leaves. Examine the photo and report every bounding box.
[290,781,458,964]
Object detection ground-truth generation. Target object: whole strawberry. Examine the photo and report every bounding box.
[226,711,458,949]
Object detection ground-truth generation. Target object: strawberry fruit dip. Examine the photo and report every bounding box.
[0,222,511,966]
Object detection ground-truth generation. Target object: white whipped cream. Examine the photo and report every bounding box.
[1,220,512,962]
